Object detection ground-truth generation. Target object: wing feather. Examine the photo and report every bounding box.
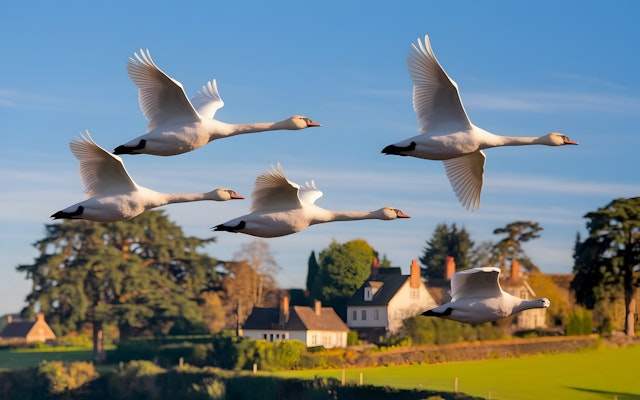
[127,49,200,131]
[191,79,224,119]
[442,150,484,211]
[70,131,137,197]
[250,163,302,213]
[450,267,502,302]
[408,35,472,134]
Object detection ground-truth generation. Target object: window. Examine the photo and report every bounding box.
[263,333,267,339]
[361,310,367,320]
[353,310,357,321]
[410,288,419,299]
[311,334,318,346]
[364,287,373,301]
[269,333,274,342]
[374,309,379,320]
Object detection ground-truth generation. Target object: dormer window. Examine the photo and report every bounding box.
[364,287,373,301]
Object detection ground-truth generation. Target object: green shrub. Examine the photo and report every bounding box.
[37,360,98,395]
[566,307,593,336]
[347,331,359,346]
[109,360,165,400]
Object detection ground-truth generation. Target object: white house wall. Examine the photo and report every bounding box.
[242,329,347,349]
[387,281,436,333]
[347,306,388,329]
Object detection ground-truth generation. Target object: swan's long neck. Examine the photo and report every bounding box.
[160,192,209,206]
[512,299,543,313]
[217,120,292,137]
[494,136,548,147]
[312,210,381,225]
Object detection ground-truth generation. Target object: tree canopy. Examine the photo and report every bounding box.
[420,223,474,278]
[17,211,221,361]
[571,197,640,336]
[308,239,377,319]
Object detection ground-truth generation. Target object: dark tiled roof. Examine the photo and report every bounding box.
[0,321,34,338]
[346,274,409,306]
[242,306,348,332]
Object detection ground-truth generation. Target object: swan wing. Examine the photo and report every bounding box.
[450,267,502,302]
[442,150,485,211]
[298,180,323,205]
[127,49,200,132]
[408,35,472,135]
[191,79,224,119]
[250,163,303,213]
[70,131,137,197]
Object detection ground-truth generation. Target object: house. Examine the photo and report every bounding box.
[0,313,56,343]
[346,259,437,341]
[241,297,349,348]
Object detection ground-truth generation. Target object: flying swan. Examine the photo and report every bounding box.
[382,35,578,211]
[114,49,321,156]
[52,131,244,222]
[213,163,411,237]
[421,267,550,324]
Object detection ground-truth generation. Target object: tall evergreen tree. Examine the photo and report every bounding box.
[306,250,319,293]
[17,211,219,362]
[420,223,474,279]
[571,197,640,336]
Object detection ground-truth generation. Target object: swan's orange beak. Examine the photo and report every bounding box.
[306,120,321,127]
[396,211,411,218]
[230,192,245,200]
[564,137,578,145]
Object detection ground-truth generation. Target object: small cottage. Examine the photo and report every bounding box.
[0,313,56,343]
[347,259,438,342]
[241,297,349,349]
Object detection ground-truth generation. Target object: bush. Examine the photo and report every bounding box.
[109,360,165,399]
[566,308,593,336]
[347,331,359,346]
[402,316,504,345]
[37,360,98,396]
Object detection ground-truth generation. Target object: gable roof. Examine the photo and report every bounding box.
[347,274,409,307]
[242,306,348,332]
[0,321,35,338]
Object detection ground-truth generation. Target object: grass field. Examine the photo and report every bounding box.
[272,345,640,400]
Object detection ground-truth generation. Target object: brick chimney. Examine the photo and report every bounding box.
[370,257,380,279]
[510,259,521,283]
[37,312,45,322]
[410,259,421,288]
[445,256,456,280]
[279,296,290,325]
[314,300,322,316]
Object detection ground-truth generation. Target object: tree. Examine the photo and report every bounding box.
[17,211,220,362]
[233,240,280,307]
[309,239,376,319]
[420,223,474,279]
[571,197,640,336]
[306,250,319,293]
[492,221,543,273]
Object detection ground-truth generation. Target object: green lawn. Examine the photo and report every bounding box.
[272,345,640,400]
[0,348,94,370]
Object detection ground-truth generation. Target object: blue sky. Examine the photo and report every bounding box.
[1,1,638,316]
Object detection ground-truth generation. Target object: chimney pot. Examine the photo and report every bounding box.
[314,300,321,316]
[445,256,456,280]
[279,296,290,325]
[410,259,421,288]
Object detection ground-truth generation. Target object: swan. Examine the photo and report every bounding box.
[51,131,244,222]
[213,163,411,237]
[382,35,578,211]
[421,267,550,324]
[113,49,321,156]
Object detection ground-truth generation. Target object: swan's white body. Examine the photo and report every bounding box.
[213,163,411,237]
[52,132,244,222]
[422,267,550,324]
[382,35,578,211]
[114,50,320,156]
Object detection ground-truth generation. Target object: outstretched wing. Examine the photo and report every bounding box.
[250,163,303,213]
[191,79,224,119]
[70,131,137,197]
[127,49,200,132]
[442,150,485,211]
[408,35,472,135]
[450,267,502,302]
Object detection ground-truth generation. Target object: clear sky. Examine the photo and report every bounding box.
[1,1,638,317]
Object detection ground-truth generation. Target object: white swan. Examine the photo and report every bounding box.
[421,267,550,324]
[52,131,244,222]
[213,163,411,237]
[382,35,578,211]
[113,49,321,156]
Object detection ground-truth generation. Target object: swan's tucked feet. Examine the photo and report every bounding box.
[113,139,146,155]
[51,206,84,219]
[381,141,416,155]
[213,221,246,232]
[421,307,453,317]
